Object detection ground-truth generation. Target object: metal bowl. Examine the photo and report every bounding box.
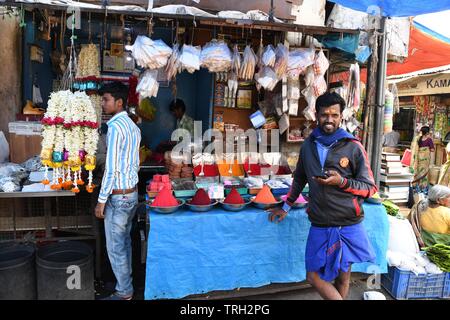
[148,199,185,214]
[250,196,283,210]
[185,200,218,212]
[219,199,252,212]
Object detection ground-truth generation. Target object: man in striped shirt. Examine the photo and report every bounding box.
[95,82,141,300]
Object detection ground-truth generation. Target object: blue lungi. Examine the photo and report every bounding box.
[305,222,376,282]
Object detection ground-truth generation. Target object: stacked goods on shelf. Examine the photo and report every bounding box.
[172,179,197,198]
[380,152,413,204]
[165,152,193,179]
[147,174,172,197]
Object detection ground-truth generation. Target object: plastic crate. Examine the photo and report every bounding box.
[381,266,450,299]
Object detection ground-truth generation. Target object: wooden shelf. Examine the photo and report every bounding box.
[214,106,254,111]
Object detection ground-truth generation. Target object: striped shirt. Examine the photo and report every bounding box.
[98,111,141,203]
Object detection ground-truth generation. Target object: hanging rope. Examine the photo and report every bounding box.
[88,12,92,43]
[19,5,26,28]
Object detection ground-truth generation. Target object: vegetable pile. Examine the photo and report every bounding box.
[425,244,450,272]
[382,200,400,217]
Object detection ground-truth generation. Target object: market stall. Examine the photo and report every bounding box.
[144,203,389,300]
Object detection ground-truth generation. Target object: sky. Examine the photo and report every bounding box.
[413,9,450,39]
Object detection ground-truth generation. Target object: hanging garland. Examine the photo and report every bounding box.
[40,90,99,193]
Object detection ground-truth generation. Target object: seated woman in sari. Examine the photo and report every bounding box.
[410,126,435,194]
[409,185,450,248]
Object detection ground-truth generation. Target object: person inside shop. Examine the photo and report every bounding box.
[94,81,141,300]
[267,91,378,300]
[438,141,450,188]
[169,98,194,139]
[408,185,450,247]
[410,125,435,194]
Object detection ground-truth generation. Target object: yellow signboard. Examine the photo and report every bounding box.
[396,73,450,97]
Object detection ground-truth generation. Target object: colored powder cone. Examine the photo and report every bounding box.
[152,186,179,207]
[281,194,307,203]
[224,187,245,204]
[255,185,277,204]
[190,188,211,205]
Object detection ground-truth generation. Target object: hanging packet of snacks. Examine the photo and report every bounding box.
[231,44,241,74]
[179,44,201,73]
[136,69,159,99]
[301,86,316,121]
[126,36,172,70]
[165,43,181,81]
[262,45,276,67]
[239,45,257,81]
[273,43,288,78]
[304,66,315,87]
[312,76,327,97]
[286,47,315,79]
[313,50,329,76]
[255,66,279,91]
[76,44,100,79]
[200,40,232,73]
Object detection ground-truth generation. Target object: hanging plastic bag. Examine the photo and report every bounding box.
[165,43,181,81]
[200,40,232,73]
[304,66,315,87]
[301,86,316,121]
[274,43,288,78]
[239,45,257,80]
[231,44,241,74]
[312,76,327,97]
[136,69,159,99]
[179,44,201,73]
[262,45,276,67]
[287,47,315,78]
[255,67,279,91]
[126,36,172,70]
[313,50,330,76]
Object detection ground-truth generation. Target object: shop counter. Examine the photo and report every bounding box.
[144,203,389,300]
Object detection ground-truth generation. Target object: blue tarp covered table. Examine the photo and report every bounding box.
[145,203,389,300]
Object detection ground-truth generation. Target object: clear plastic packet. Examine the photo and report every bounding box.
[136,69,159,99]
[274,43,288,78]
[231,44,241,74]
[165,43,181,81]
[255,66,279,91]
[312,76,327,97]
[239,45,257,80]
[179,44,202,73]
[262,45,276,67]
[200,40,232,72]
[313,50,330,76]
[127,36,172,70]
[287,47,315,79]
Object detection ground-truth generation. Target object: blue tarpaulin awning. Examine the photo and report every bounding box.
[329,0,450,17]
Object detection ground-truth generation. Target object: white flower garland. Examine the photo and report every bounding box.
[40,90,100,192]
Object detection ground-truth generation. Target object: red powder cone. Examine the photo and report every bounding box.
[224,188,245,204]
[190,188,211,205]
[254,185,277,204]
[152,186,179,207]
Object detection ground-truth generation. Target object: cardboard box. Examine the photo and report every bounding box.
[9,133,42,163]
